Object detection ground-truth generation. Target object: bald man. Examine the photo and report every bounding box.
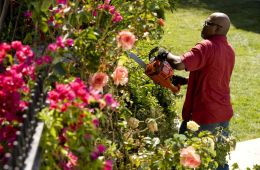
[160,12,234,170]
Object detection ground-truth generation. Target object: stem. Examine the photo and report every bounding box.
[0,0,9,32]
[12,1,22,41]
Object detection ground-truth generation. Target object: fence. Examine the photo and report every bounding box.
[2,74,45,170]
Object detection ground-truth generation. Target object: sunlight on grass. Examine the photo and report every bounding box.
[162,8,260,141]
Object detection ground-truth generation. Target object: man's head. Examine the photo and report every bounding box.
[201,12,231,39]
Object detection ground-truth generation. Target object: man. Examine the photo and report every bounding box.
[159,12,235,170]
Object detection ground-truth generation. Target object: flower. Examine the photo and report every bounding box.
[158,18,165,26]
[24,10,32,18]
[11,41,23,51]
[112,12,123,23]
[65,38,74,47]
[0,42,11,52]
[127,117,139,129]
[67,151,78,166]
[56,36,65,48]
[104,0,111,4]
[92,119,100,128]
[97,144,106,153]
[103,160,113,170]
[116,30,136,50]
[179,146,201,169]
[187,120,200,131]
[147,119,158,133]
[89,72,108,90]
[56,0,67,5]
[0,50,6,63]
[104,93,119,109]
[111,66,128,86]
[47,43,58,52]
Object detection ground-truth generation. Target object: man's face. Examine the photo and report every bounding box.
[201,17,221,39]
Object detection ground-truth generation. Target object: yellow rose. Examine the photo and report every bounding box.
[187,121,200,131]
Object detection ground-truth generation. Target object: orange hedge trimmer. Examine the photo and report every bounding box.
[127,47,188,93]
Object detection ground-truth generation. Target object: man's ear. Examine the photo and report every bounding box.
[215,26,221,34]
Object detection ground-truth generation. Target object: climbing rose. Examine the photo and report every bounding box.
[116,30,136,50]
[89,72,108,90]
[179,146,201,169]
[187,121,200,131]
[111,66,128,86]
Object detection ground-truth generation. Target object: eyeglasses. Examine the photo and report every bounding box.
[204,21,223,27]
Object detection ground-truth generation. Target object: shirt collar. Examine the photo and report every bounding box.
[209,35,227,42]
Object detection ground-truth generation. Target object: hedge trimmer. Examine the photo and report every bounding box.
[127,47,188,93]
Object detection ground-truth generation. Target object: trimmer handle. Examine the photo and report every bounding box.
[149,47,159,60]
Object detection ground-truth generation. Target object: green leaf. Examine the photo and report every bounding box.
[50,127,57,138]
[31,1,40,13]
[53,62,67,76]
[39,21,49,33]
[23,33,32,44]
[87,29,97,40]
[41,0,52,11]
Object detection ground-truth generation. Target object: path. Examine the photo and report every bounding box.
[228,138,260,169]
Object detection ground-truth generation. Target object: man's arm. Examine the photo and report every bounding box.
[166,53,186,70]
[157,48,186,70]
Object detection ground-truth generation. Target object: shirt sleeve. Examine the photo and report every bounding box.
[181,42,210,72]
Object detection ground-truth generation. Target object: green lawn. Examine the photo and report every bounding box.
[160,1,260,141]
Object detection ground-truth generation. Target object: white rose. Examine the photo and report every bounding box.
[187,121,200,131]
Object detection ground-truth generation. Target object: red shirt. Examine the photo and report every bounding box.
[181,35,235,124]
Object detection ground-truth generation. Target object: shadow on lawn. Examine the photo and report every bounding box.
[177,0,260,34]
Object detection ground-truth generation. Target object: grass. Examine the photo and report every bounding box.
[159,0,260,141]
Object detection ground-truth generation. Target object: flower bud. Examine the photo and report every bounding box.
[127,117,139,129]
[147,119,158,133]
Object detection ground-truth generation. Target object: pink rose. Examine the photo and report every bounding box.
[111,66,128,86]
[116,30,136,50]
[179,146,201,169]
[89,72,108,90]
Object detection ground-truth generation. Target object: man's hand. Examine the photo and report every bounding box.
[156,48,169,61]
